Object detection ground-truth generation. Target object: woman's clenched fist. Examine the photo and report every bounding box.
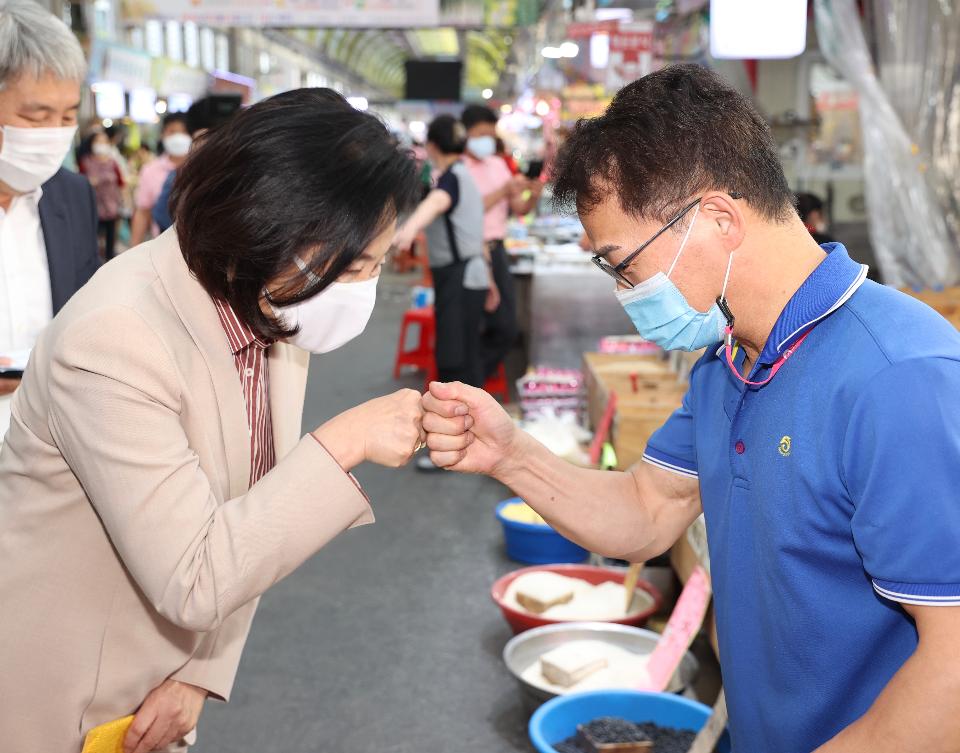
[314,389,425,470]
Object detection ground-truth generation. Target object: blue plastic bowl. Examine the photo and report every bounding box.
[495,498,589,564]
[529,689,732,753]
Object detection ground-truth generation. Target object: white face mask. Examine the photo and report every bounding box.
[163,133,193,158]
[270,268,379,354]
[467,135,496,160]
[0,124,77,193]
[92,142,112,157]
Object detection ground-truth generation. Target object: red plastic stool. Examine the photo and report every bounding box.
[484,363,510,403]
[394,306,435,378]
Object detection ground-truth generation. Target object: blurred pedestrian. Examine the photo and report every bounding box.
[394,116,490,388]
[0,0,99,443]
[129,112,189,246]
[79,131,125,260]
[152,95,242,234]
[461,104,542,379]
[795,191,836,245]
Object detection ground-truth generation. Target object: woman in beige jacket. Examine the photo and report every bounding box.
[0,88,426,752]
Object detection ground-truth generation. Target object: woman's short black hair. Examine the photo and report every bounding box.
[427,115,466,155]
[553,64,794,224]
[171,88,420,341]
[461,104,498,130]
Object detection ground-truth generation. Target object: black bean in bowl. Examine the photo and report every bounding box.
[554,716,697,753]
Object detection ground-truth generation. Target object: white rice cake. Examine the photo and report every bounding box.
[515,571,578,614]
[539,641,610,687]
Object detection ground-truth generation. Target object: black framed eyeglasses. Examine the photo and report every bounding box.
[591,193,742,289]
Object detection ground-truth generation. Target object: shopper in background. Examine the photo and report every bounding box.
[0,0,99,443]
[394,116,489,470]
[425,65,960,753]
[0,88,424,753]
[461,104,542,379]
[795,191,836,245]
[128,112,190,247]
[153,95,243,234]
[79,131,125,260]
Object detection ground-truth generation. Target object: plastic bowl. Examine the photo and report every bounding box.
[503,622,699,714]
[529,689,732,753]
[496,498,589,565]
[491,564,663,635]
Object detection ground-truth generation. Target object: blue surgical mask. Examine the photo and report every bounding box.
[467,135,496,160]
[615,205,733,352]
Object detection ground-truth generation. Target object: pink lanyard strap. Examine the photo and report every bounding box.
[724,326,812,387]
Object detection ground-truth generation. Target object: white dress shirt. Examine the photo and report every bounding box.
[0,188,52,440]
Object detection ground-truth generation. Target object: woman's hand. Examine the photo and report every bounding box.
[123,679,207,753]
[313,389,425,470]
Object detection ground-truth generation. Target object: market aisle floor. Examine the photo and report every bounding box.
[196,271,534,753]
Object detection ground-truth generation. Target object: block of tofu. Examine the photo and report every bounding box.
[515,572,577,614]
[539,641,610,688]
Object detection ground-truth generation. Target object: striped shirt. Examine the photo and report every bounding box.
[213,299,275,486]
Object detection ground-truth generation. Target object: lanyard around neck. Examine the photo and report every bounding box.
[723,326,812,387]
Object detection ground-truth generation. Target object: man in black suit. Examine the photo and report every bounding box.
[0,0,99,439]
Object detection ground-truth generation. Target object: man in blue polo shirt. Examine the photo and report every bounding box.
[421,64,960,753]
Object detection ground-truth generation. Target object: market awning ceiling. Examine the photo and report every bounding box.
[278,0,538,99]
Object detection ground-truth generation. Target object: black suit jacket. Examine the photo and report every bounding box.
[37,168,101,315]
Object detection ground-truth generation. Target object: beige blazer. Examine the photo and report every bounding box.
[0,230,374,753]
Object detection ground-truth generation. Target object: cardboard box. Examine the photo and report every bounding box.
[583,352,678,426]
[583,352,687,470]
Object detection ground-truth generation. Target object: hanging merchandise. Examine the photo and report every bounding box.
[815,0,960,288]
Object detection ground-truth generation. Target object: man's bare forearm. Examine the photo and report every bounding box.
[494,431,694,561]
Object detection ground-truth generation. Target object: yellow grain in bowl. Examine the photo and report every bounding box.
[500,501,548,526]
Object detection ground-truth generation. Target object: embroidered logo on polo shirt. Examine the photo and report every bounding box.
[778,436,792,457]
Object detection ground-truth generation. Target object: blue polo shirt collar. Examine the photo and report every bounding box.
[715,243,868,368]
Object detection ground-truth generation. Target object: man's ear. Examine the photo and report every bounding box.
[702,191,745,252]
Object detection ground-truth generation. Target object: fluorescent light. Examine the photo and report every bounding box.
[710,0,807,59]
[541,46,563,59]
[560,41,580,58]
[535,100,550,116]
[481,88,493,100]
[347,96,369,111]
[500,103,513,114]
[409,120,426,139]
[590,33,610,68]
[130,87,158,123]
[155,100,168,114]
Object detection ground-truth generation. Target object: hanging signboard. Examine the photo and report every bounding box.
[566,20,619,38]
[101,45,154,91]
[152,59,210,98]
[606,21,655,93]
[122,0,438,28]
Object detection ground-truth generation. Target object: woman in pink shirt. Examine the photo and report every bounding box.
[461,104,542,380]
[129,112,191,247]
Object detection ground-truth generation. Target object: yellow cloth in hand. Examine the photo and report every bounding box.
[81,715,134,753]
